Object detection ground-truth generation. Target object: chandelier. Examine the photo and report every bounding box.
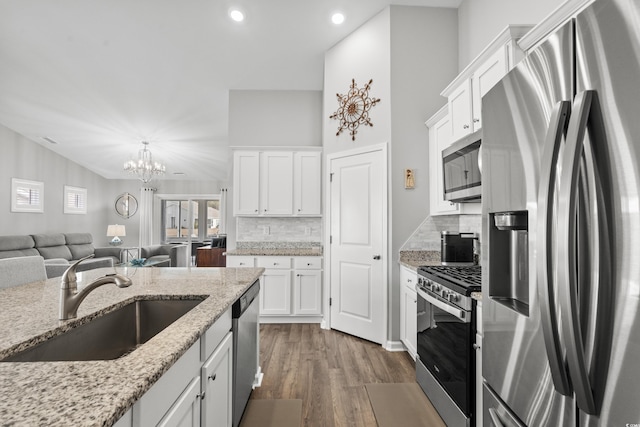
[123,141,166,183]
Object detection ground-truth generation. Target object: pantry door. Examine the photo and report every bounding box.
[328,145,387,345]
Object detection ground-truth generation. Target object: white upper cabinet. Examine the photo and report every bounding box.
[442,25,533,141]
[233,148,321,217]
[233,152,260,215]
[260,151,294,215]
[427,106,460,215]
[293,151,322,216]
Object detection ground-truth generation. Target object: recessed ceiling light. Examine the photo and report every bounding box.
[229,9,245,22]
[331,12,345,25]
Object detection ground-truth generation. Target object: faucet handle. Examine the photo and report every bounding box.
[61,254,95,288]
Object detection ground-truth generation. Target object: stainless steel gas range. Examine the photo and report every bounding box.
[415,265,481,427]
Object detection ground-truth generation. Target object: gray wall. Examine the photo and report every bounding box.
[457,0,560,69]
[0,122,220,247]
[0,122,112,241]
[227,90,323,249]
[323,6,458,342]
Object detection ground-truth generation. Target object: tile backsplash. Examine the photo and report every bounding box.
[236,217,322,248]
[401,214,481,251]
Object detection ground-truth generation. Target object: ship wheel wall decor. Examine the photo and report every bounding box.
[329,78,381,141]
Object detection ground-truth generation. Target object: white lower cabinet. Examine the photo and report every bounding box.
[399,266,418,359]
[158,377,201,427]
[127,309,234,427]
[228,255,323,321]
[201,332,233,427]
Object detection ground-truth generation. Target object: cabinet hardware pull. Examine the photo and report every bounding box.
[307,263,311,266]
[208,374,217,381]
[463,124,470,129]
[373,255,381,260]
[297,274,300,277]
[473,118,480,123]
[197,392,205,399]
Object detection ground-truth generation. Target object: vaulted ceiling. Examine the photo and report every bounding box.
[0,0,462,181]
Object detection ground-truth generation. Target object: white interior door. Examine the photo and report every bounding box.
[329,147,385,344]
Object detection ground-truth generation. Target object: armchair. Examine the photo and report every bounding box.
[140,244,188,267]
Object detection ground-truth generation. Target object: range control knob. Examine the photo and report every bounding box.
[447,293,459,303]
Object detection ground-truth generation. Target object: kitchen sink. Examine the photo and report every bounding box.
[1,298,206,362]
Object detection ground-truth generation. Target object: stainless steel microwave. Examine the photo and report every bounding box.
[442,129,482,202]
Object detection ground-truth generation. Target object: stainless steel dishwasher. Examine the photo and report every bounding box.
[232,279,260,427]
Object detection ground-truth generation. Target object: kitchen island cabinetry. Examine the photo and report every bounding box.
[399,265,417,359]
[232,148,321,217]
[0,267,263,426]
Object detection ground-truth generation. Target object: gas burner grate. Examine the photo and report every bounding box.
[418,265,482,290]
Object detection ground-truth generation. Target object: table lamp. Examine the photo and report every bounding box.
[107,224,126,246]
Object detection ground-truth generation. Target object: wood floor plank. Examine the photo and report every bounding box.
[251,324,425,427]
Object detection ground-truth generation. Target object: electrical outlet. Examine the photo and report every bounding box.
[263,226,270,235]
[305,227,311,236]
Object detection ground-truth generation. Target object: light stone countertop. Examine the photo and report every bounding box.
[226,248,323,257]
[0,266,264,426]
[398,250,441,271]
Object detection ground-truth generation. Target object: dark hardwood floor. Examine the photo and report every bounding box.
[250,323,418,427]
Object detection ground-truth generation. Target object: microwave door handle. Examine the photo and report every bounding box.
[536,100,572,395]
[558,90,597,415]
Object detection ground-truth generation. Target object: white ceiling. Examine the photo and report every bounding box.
[0,0,462,182]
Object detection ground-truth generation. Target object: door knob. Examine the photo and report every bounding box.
[373,255,381,260]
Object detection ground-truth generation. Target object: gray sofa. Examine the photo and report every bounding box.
[140,244,188,267]
[0,233,121,278]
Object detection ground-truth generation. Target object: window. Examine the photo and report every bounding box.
[11,178,44,213]
[161,198,222,243]
[64,186,87,214]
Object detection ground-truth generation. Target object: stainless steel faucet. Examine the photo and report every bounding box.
[59,255,133,320]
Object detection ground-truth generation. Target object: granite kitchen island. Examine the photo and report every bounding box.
[0,266,263,426]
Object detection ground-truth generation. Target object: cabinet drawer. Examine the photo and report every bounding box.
[226,256,255,267]
[400,266,417,291]
[293,257,322,270]
[201,307,231,362]
[256,256,291,269]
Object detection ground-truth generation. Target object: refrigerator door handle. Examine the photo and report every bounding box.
[488,408,505,427]
[558,90,597,415]
[536,100,572,395]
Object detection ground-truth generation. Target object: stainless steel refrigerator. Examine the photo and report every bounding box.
[481,0,640,425]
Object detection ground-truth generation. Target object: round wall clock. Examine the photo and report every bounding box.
[330,78,381,141]
[115,192,138,218]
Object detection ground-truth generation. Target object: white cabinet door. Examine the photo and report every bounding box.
[260,269,292,315]
[428,108,460,216]
[448,79,473,142]
[471,48,508,131]
[294,151,321,216]
[233,152,260,216]
[293,269,322,315]
[201,332,233,427]
[225,256,255,268]
[399,266,418,359]
[157,376,201,427]
[260,151,293,215]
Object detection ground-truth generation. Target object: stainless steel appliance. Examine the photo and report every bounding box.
[441,231,477,266]
[482,1,640,425]
[442,129,482,202]
[416,265,481,426]
[232,280,260,427]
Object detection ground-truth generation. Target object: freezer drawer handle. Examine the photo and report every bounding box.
[536,100,572,396]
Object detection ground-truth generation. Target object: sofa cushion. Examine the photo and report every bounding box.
[0,235,40,259]
[32,234,72,260]
[65,233,95,260]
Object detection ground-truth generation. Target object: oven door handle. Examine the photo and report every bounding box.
[416,287,469,322]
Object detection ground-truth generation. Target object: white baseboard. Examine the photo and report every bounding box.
[384,340,407,352]
[253,366,263,389]
[260,316,323,324]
